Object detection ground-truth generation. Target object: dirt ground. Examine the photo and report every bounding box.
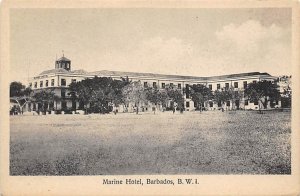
[10,110,291,175]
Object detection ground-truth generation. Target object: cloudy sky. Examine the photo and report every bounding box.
[10,8,291,83]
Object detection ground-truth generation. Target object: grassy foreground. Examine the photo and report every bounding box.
[10,110,291,175]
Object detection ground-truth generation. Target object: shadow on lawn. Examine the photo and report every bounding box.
[10,146,291,176]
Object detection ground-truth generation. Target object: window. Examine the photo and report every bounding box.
[234,82,238,88]
[61,78,66,86]
[170,83,173,87]
[34,82,37,88]
[51,79,55,86]
[186,101,190,108]
[185,84,190,98]
[245,100,249,106]
[225,83,229,89]
[209,102,213,107]
[217,84,220,89]
[71,79,76,83]
[209,84,212,90]
[178,83,181,89]
[40,81,43,88]
[29,83,32,88]
[162,83,165,88]
[144,82,148,87]
[45,80,48,87]
[276,100,279,105]
[243,81,247,89]
[153,82,157,88]
[226,101,230,106]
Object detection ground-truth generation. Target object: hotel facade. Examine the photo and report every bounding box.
[26,56,282,113]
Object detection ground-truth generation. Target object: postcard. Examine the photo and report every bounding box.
[0,0,299,195]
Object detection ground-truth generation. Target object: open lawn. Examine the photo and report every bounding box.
[10,110,291,175]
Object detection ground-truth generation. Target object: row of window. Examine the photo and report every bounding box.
[185,99,266,108]
[214,81,254,90]
[30,79,56,88]
[143,82,182,89]
[29,78,257,90]
[142,80,257,90]
[29,78,77,88]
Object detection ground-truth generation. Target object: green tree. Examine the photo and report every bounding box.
[10,81,25,97]
[213,89,232,110]
[32,89,56,114]
[279,75,292,108]
[145,86,169,113]
[190,84,212,112]
[69,79,93,114]
[227,87,243,110]
[10,81,32,113]
[69,76,131,114]
[166,86,184,110]
[145,87,160,113]
[244,80,280,113]
[122,81,147,114]
[109,77,131,107]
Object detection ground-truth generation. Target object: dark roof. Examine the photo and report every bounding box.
[206,72,271,80]
[89,70,272,81]
[39,68,69,75]
[56,56,71,62]
[38,68,273,81]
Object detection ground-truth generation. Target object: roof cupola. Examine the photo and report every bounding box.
[55,52,71,71]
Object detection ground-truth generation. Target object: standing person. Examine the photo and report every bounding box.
[135,105,139,114]
[152,106,156,114]
[173,102,178,114]
[180,104,184,114]
[13,106,17,115]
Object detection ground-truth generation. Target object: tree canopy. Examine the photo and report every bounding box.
[11,77,283,114]
[69,76,131,113]
[165,86,184,109]
[10,81,31,97]
[214,89,232,106]
[190,84,212,111]
[122,81,147,114]
[31,89,56,112]
[145,86,168,107]
[244,80,280,110]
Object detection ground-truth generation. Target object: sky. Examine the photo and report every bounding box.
[10,8,291,83]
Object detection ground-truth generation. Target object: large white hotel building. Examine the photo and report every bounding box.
[27,56,281,113]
